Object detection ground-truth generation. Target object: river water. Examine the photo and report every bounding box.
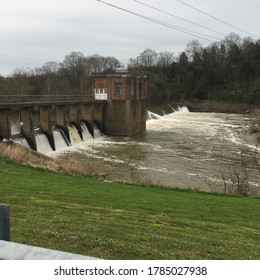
[49,107,260,193]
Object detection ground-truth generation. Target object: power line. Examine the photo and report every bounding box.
[176,0,259,38]
[97,0,219,42]
[134,0,227,37]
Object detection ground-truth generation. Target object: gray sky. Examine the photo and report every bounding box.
[1,0,259,76]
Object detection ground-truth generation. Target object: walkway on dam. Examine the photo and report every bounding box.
[0,95,98,108]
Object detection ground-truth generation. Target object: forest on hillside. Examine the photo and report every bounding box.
[130,33,260,104]
[0,33,260,104]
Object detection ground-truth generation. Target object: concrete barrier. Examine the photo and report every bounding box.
[0,240,100,260]
[0,205,99,260]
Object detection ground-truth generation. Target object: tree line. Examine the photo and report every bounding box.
[0,52,122,98]
[0,33,260,103]
[129,33,260,104]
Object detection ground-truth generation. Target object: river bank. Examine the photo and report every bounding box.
[0,141,102,177]
[147,100,260,114]
[1,155,260,259]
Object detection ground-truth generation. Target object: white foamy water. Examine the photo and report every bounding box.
[68,125,82,145]
[81,122,93,141]
[53,128,69,151]
[14,137,30,148]
[48,106,260,193]
[35,130,53,154]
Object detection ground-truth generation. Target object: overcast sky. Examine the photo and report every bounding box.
[1,0,259,76]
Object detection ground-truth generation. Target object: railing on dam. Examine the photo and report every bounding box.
[0,94,94,105]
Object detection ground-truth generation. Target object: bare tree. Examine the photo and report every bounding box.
[219,147,260,195]
[37,62,61,96]
[223,32,242,52]
[102,56,122,72]
[11,68,33,96]
[139,48,158,67]
[157,51,175,67]
[185,40,203,62]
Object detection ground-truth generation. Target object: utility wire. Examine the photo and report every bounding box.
[97,0,219,42]
[134,0,227,37]
[177,0,259,38]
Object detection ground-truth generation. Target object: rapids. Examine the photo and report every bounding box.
[52,106,260,193]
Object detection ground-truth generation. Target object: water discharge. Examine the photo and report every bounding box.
[68,125,82,145]
[14,137,30,148]
[9,105,260,193]
[81,122,93,141]
[53,128,69,151]
[35,129,53,154]
[53,106,260,193]
[93,123,103,138]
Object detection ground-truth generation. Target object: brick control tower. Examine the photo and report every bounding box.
[92,69,147,136]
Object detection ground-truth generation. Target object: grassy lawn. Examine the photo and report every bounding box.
[0,157,259,260]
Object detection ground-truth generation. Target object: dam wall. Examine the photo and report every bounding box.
[0,71,147,152]
[0,101,105,151]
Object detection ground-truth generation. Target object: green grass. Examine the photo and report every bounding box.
[0,156,259,259]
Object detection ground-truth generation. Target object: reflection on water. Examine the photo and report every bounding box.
[50,107,260,193]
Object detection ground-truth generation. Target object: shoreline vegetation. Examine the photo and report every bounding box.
[0,141,99,178]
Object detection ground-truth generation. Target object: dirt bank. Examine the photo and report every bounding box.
[0,140,61,171]
[0,140,98,176]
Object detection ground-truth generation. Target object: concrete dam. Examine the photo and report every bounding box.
[0,71,147,152]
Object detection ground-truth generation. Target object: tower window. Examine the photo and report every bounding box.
[114,83,122,96]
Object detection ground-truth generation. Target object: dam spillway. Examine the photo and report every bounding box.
[0,71,147,152]
[0,100,106,152]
